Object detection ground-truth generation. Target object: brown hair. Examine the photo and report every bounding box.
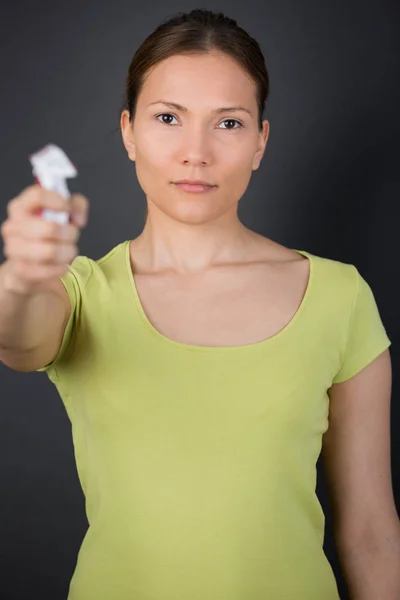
[121,9,270,225]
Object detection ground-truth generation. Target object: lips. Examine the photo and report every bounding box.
[174,180,215,186]
[174,182,216,193]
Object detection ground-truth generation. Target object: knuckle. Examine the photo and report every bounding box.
[7,197,19,217]
[44,220,61,239]
[58,223,75,241]
[55,242,76,263]
[2,240,10,259]
[21,185,40,204]
[23,184,40,196]
[43,242,58,262]
[3,237,17,260]
[0,219,11,238]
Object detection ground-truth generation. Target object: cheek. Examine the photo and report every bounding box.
[221,143,255,180]
[219,145,255,199]
[134,121,172,162]
[134,143,172,192]
[220,134,255,161]
[140,134,170,166]
[133,137,171,198]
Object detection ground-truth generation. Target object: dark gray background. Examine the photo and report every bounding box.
[0,1,399,598]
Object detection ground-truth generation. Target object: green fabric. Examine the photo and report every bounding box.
[38,240,391,599]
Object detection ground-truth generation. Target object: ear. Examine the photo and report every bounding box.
[120,110,136,162]
[253,120,270,170]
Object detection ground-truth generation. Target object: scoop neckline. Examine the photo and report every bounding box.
[123,239,314,354]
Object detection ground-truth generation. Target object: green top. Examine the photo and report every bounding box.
[38,240,391,600]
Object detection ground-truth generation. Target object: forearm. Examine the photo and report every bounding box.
[337,524,400,600]
[0,261,51,351]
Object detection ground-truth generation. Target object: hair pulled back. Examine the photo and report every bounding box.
[123,9,269,129]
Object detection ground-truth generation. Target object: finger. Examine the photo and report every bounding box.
[9,260,69,283]
[8,185,71,220]
[69,194,89,227]
[5,237,78,265]
[2,215,79,243]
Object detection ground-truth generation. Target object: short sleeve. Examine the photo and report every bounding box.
[36,255,92,375]
[332,267,391,384]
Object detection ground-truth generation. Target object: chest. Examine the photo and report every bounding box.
[131,258,310,347]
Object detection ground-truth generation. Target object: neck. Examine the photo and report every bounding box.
[132,208,256,275]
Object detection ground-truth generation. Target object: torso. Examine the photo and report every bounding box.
[128,236,310,347]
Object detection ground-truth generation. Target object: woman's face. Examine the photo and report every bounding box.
[121,51,269,224]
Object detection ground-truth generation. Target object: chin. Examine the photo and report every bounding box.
[170,207,217,225]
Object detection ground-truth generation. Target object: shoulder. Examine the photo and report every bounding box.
[59,241,127,296]
[271,240,357,278]
[256,236,357,280]
[257,238,360,307]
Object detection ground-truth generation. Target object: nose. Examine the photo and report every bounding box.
[178,126,212,166]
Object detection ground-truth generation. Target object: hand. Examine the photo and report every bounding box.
[1,184,90,295]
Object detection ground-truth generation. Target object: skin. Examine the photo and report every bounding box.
[120,50,270,275]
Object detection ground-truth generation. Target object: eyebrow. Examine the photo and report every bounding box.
[148,100,253,116]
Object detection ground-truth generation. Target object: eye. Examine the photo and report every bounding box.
[218,119,243,130]
[155,113,179,125]
[154,113,243,130]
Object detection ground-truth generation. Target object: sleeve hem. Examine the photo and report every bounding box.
[332,338,391,384]
[35,256,93,375]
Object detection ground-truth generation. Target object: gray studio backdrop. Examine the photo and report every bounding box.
[0,1,398,599]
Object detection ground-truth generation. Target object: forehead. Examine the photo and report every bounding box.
[138,52,257,109]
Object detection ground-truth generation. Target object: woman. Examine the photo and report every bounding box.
[16,8,399,600]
